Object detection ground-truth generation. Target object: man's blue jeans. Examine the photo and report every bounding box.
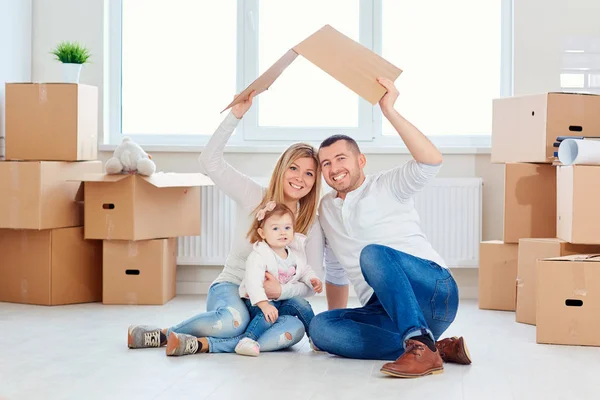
[309,244,459,361]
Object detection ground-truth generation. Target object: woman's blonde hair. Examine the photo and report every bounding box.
[246,143,321,241]
[247,203,296,244]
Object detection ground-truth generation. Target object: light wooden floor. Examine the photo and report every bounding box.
[2,296,598,400]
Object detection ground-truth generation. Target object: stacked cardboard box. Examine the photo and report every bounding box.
[77,172,213,305]
[482,91,600,347]
[1,83,215,307]
[0,83,103,305]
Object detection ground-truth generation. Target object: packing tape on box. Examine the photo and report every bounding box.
[128,241,138,257]
[558,139,600,165]
[516,277,524,288]
[572,265,587,296]
[21,279,29,299]
[9,164,20,226]
[38,83,48,103]
[125,292,138,305]
[105,215,114,240]
[9,197,19,227]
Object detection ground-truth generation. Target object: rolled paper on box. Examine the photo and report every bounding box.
[558,138,600,165]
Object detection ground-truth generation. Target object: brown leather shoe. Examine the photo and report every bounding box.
[380,340,444,378]
[435,336,472,365]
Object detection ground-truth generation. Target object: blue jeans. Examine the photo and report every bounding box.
[166,282,251,338]
[207,296,315,353]
[309,244,459,361]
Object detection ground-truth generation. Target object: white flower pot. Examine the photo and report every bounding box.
[61,63,83,83]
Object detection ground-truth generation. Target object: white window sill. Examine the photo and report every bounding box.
[98,143,492,155]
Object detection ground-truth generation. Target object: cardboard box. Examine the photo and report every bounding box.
[0,161,102,229]
[557,165,600,244]
[5,83,99,161]
[537,254,600,346]
[479,241,518,311]
[79,173,213,240]
[492,92,600,163]
[223,24,402,112]
[102,238,177,305]
[503,163,556,243]
[0,227,102,305]
[517,239,600,325]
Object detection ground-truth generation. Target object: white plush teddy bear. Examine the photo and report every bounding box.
[105,137,156,176]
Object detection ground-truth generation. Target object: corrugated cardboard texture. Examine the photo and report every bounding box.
[557,165,600,244]
[492,93,600,163]
[5,83,98,161]
[479,241,518,311]
[224,24,402,112]
[516,239,600,325]
[82,173,211,240]
[0,161,102,229]
[536,256,600,346]
[102,238,177,305]
[504,163,556,243]
[0,227,102,305]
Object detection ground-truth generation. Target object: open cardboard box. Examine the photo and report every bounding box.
[77,172,214,241]
[223,24,402,112]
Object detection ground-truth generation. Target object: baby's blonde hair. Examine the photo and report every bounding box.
[247,203,296,244]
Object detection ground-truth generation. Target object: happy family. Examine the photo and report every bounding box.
[127,77,472,379]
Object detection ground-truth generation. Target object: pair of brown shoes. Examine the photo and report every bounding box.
[380,336,472,379]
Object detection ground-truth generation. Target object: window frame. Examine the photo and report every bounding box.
[106,0,513,149]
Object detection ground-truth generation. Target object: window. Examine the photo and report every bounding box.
[107,0,512,148]
[257,0,360,128]
[380,0,504,139]
[109,0,238,146]
[560,37,600,94]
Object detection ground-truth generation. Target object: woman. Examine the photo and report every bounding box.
[127,91,325,355]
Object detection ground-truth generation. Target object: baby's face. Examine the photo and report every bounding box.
[261,213,294,249]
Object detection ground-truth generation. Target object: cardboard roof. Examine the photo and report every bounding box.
[223,24,402,112]
[76,172,214,188]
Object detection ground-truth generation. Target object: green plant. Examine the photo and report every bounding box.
[50,41,91,64]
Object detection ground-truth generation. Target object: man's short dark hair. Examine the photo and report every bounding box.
[319,134,361,155]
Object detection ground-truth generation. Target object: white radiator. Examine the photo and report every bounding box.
[178,177,483,267]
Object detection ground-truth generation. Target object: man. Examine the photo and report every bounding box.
[310,77,471,378]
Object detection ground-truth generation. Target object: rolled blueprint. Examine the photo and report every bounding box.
[558,138,600,165]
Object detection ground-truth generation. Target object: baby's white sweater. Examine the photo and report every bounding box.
[198,112,327,300]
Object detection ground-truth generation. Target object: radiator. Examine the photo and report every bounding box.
[178,177,482,267]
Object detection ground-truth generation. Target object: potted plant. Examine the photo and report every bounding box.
[50,41,91,83]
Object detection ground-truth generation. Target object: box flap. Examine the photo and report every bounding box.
[223,24,402,112]
[544,254,600,262]
[549,92,600,97]
[222,50,299,112]
[76,173,131,183]
[73,172,214,188]
[74,182,85,202]
[142,172,214,188]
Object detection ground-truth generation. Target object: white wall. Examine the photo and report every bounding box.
[513,0,600,95]
[30,0,600,296]
[0,0,32,159]
[31,0,105,133]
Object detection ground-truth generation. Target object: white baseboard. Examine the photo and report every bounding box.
[176,265,478,300]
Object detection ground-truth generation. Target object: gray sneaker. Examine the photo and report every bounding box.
[166,331,200,356]
[127,325,163,349]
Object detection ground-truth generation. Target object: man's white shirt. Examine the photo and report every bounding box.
[319,160,447,306]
